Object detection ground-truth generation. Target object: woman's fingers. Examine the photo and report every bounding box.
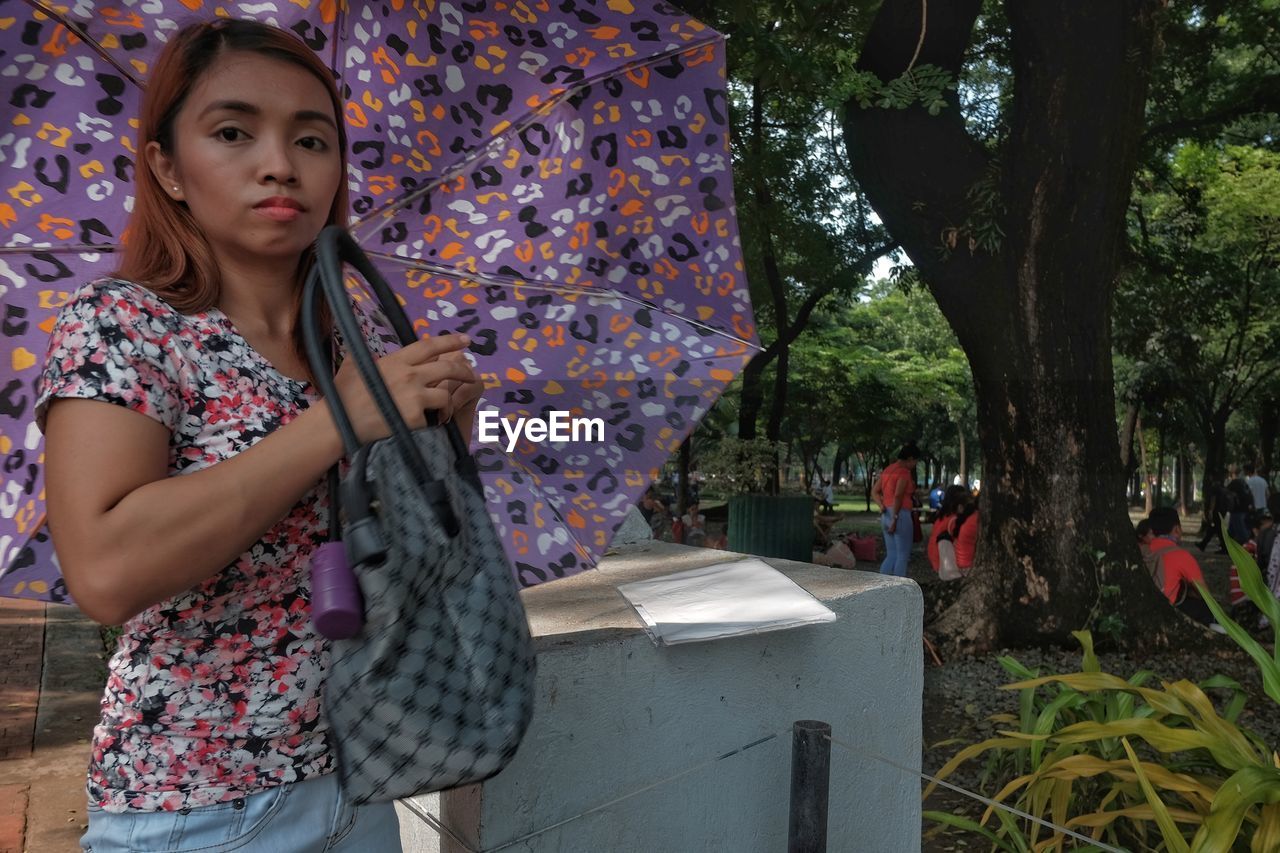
[396,334,471,365]
[411,359,477,388]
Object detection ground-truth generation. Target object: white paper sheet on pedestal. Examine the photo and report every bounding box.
[616,557,838,646]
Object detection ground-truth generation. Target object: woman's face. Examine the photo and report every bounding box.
[146,50,342,269]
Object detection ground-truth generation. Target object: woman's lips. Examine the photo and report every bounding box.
[254,206,302,223]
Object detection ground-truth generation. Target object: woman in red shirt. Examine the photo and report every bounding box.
[927,485,971,573]
[871,443,922,577]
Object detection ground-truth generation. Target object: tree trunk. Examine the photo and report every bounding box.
[1260,401,1278,482]
[1202,409,1230,502]
[958,423,968,485]
[1155,423,1166,509]
[842,0,1191,653]
[738,357,766,440]
[766,347,788,443]
[678,437,692,517]
[1137,414,1152,515]
[1118,401,1139,471]
[1177,448,1189,516]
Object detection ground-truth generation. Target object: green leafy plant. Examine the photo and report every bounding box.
[696,436,787,496]
[831,58,957,115]
[924,618,1280,851]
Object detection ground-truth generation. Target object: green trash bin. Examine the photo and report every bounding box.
[727,494,814,562]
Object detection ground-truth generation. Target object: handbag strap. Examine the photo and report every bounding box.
[302,226,473,539]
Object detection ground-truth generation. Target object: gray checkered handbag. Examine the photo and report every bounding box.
[302,226,537,804]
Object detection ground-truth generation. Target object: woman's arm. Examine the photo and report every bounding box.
[45,334,476,626]
[45,399,343,625]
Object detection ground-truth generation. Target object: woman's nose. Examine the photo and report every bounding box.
[258,138,299,185]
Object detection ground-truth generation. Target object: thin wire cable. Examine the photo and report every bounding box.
[484,733,778,852]
[824,733,1126,853]
[399,731,778,852]
[398,723,1128,851]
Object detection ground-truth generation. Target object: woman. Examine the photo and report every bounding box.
[870,443,921,577]
[952,494,980,573]
[926,485,971,574]
[38,20,483,852]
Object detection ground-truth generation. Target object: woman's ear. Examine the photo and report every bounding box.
[144,140,184,202]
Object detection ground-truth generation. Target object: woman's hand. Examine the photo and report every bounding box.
[330,334,477,444]
[438,347,484,423]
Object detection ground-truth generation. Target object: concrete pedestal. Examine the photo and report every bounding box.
[396,542,922,852]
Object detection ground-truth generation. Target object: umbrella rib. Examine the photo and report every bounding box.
[21,0,144,89]
[329,2,345,85]
[348,33,726,235]
[363,249,761,352]
[0,244,117,255]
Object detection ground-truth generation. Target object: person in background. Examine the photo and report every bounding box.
[1198,472,1231,554]
[681,500,707,547]
[1227,465,1254,544]
[1246,463,1269,518]
[821,479,835,514]
[928,483,946,522]
[1146,507,1222,630]
[1135,518,1154,554]
[952,492,980,574]
[640,486,672,541]
[1252,509,1276,571]
[870,442,921,578]
[926,485,971,574]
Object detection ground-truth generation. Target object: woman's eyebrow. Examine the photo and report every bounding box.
[198,99,338,130]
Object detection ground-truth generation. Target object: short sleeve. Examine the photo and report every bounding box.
[35,280,184,433]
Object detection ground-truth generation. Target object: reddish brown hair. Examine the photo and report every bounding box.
[116,18,347,362]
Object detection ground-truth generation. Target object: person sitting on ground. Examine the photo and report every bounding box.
[952,493,980,574]
[1146,507,1221,628]
[1253,509,1276,572]
[681,500,707,547]
[1231,509,1274,626]
[927,485,971,574]
[821,480,835,514]
[928,484,946,518]
[1135,519,1154,554]
[640,487,672,540]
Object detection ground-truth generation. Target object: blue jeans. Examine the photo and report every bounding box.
[880,508,914,577]
[80,772,401,852]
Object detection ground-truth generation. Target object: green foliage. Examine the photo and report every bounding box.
[926,620,1280,851]
[696,436,786,495]
[1117,140,1280,481]
[1198,535,1280,706]
[831,62,957,115]
[773,284,976,486]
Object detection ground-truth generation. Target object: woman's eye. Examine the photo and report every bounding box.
[216,127,244,142]
[298,136,328,151]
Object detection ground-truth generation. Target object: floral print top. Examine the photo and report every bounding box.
[36,278,392,814]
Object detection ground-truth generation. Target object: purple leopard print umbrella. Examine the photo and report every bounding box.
[0,0,758,601]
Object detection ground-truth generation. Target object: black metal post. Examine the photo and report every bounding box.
[788,719,831,853]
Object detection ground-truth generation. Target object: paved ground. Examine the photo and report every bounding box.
[0,599,105,853]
